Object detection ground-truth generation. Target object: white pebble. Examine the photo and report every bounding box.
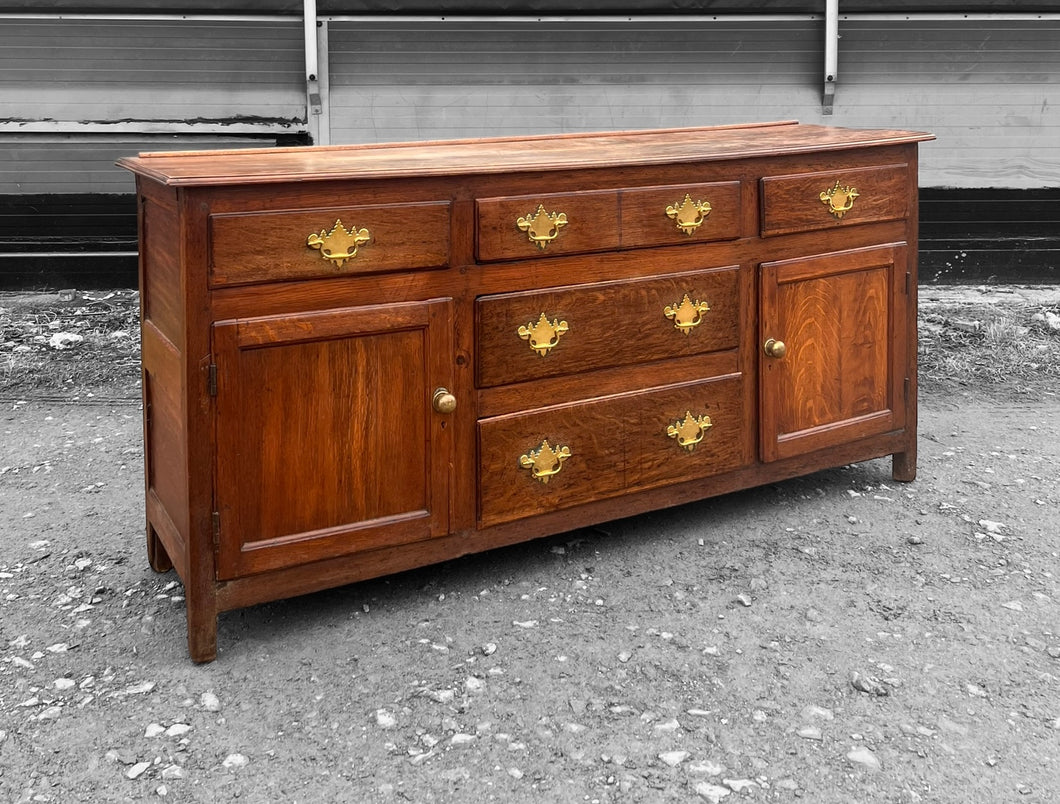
[659,750,689,767]
[222,753,248,769]
[200,691,221,712]
[694,782,731,802]
[126,761,151,780]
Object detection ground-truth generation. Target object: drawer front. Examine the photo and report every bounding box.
[620,181,743,247]
[478,374,748,528]
[476,265,740,387]
[760,163,909,237]
[476,190,620,262]
[209,201,451,287]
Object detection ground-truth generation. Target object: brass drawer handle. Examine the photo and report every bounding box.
[516,204,568,250]
[667,411,713,452]
[518,312,569,356]
[663,293,710,334]
[665,193,713,235]
[820,180,860,219]
[306,219,371,266]
[519,439,571,484]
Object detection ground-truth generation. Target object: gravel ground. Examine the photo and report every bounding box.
[1,288,1058,803]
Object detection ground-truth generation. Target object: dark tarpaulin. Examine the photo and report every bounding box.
[5,1,1060,14]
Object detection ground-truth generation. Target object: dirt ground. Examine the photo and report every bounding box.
[1,289,1058,803]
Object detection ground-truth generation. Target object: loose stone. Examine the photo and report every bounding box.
[801,705,834,721]
[851,672,889,696]
[797,725,823,741]
[222,753,248,769]
[687,760,726,776]
[724,779,756,793]
[200,692,221,712]
[126,761,151,780]
[694,781,731,802]
[846,746,881,771]
[659,750,689,767]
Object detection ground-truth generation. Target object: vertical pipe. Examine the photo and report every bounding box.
[316,18,331,145]
[304,0,322,137]
[823,0,838,113]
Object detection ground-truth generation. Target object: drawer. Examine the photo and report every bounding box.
[478,374,749,527]
[209,201,451,287]
[760,163,909,237]
[476,190,620,262]
[620,181,743,247]
[476,265,740,387]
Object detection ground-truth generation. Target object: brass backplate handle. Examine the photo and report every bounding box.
[306,219,371,266]
[519,439,572,484]
[665,193,713,235]
[819,180,860,219]
[516,204,569,249]
[518,312,569,356]
[667,411,713,452]
[663,293,710,334]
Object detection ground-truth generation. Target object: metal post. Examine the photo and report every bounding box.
[823,0,838,114]
[304,0,322,141]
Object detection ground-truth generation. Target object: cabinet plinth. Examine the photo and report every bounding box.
[118,121,933,662]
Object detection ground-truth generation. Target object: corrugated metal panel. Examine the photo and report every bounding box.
[4,2,1059,12]
[328,19,821,143]
[0,135,272,194]
[829,18,1060,188]
[0,18,305,127]
[328,17,1057,189]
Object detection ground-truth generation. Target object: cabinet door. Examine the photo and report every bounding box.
[212,299,454,580]
[759,244,908,462]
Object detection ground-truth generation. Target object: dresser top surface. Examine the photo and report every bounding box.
[117,120,934,187]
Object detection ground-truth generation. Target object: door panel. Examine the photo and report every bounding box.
[213,299,453,579]
[760,244,907,462]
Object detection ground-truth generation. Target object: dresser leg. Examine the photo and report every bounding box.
[892,449,916,482]
[186,600,218,663]
[146,524,173,573]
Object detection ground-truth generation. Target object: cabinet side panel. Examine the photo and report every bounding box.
[139,183,184,347]
[141,322,190,568]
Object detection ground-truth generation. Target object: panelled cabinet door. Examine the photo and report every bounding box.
[212,299,454,580]
[759,243,909,463]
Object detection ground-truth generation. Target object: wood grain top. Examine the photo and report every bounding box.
[116,121,934,187]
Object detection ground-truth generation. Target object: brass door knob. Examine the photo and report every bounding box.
[432,388,457,414]
[763,338,787,359]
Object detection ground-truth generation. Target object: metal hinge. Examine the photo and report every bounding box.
[905,270,912,296]
[904,377,912,405]
[207,364,218,397]
[211,512,221,549]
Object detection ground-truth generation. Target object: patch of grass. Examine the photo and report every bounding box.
[918,302,1060,401]
[0,290,141,399]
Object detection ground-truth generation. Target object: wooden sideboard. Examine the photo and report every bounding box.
[118,121,934,662]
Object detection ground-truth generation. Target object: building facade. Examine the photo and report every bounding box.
[2,1,1058,285]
